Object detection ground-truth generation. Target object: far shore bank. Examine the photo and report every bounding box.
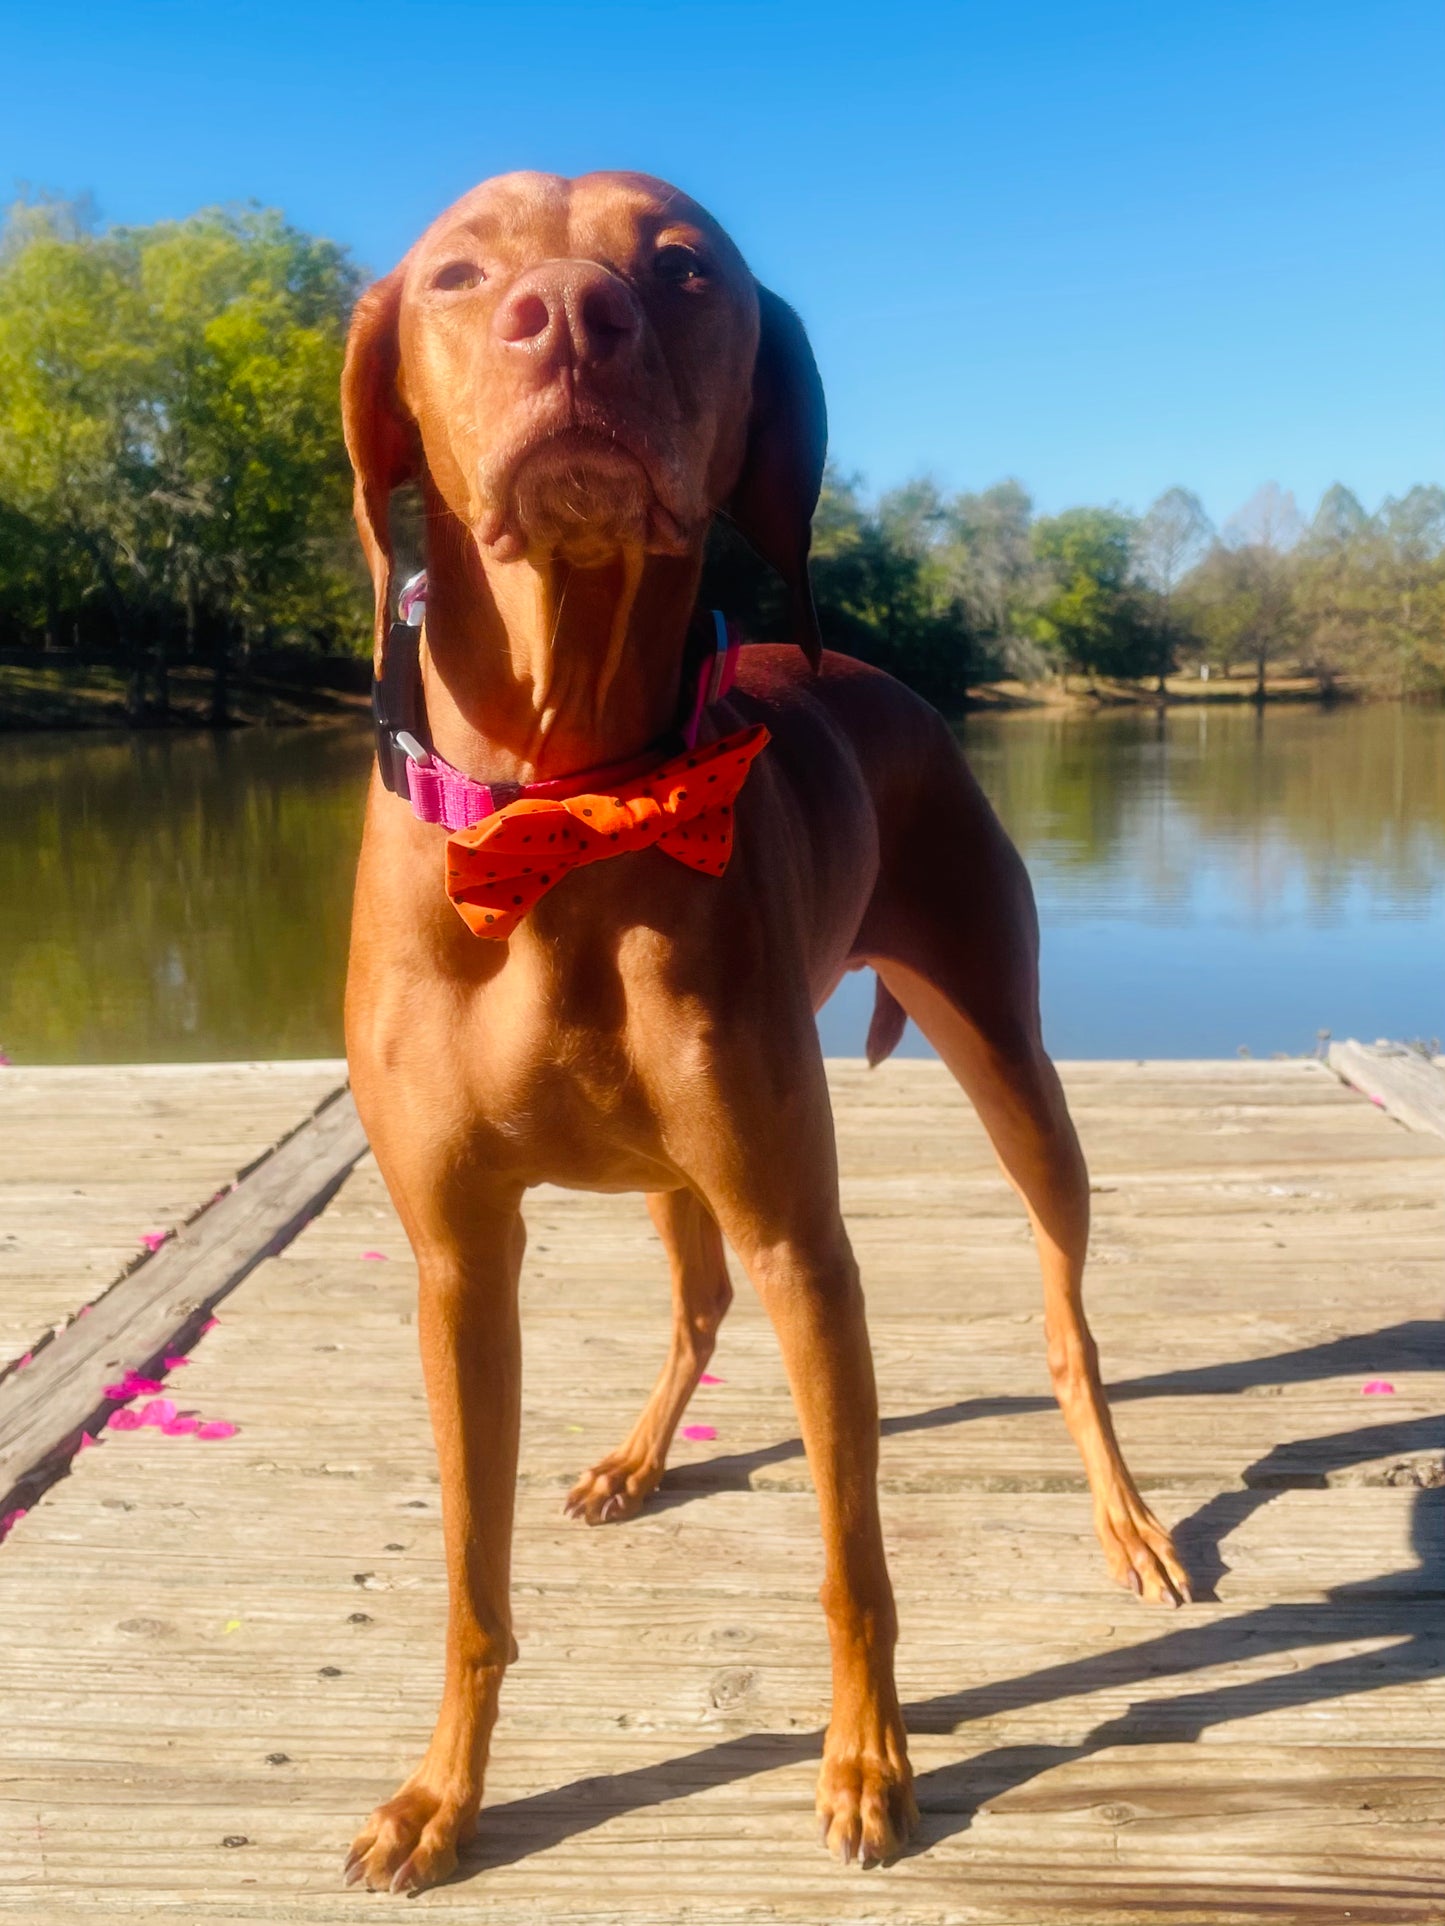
[0,656,1434,734]
[0,660,370,733]
[962,671,1366,712]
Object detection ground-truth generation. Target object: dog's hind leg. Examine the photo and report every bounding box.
[564,1188,733,1525]
[862,744,1191,1606]
[878,958,1191,1606]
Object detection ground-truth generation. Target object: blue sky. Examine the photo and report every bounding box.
[3,0,1440,525]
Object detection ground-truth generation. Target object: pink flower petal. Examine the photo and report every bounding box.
[0,1506,27,1540]
[0,1051,12,1067]
[361,1251,389,1262]
[139,1398,177,1428]
[107,1409,142,1431]
[698,1373,724,1385]
[163,1355,189,1369]
[123,1374,163,1396]
[76,1304,91,1318]
[1363,1380,1396,1395]
[77,1430,97,1451]
[139,1231,168,1253]
[162,1415,199,1436]
[195,1421,239,1441]
[200,1317,220,1334]
[681,1424,717,1442]
[15,1352,33,1370]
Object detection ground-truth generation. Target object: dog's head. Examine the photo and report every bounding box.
[342,170,826,668]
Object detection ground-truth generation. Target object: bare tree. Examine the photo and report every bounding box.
[1223,481,1305,555]
[1213,484,1305,701]
[1135,487,1214,692]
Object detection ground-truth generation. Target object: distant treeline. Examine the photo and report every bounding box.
[3,200,1442,723]
[720,472,1445,707]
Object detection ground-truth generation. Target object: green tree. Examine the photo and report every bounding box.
[0,199,366,721]
[0,204,155,714]
[135,209,362,717]
[1291,485,1374,694]
[811,473,999,705]
[944,479,1038,673]
[1030,506,1163,683]
[1182,484,1304,699]
[1356,488,1445,694]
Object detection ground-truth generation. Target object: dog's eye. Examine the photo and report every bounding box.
[654,245,708,291]
[432,262,486,292]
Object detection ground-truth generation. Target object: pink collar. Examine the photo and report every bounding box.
[373,578,741,833]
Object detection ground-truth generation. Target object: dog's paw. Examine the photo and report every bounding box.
[1096,1496,1193,1607]
[343,1780,476,1894]
[816,1723,917,1868]
[563,1448,662,1525]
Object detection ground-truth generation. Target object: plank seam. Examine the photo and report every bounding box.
[0,1084,370,1524]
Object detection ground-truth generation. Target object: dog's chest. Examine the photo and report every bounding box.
[441,939,704,1191]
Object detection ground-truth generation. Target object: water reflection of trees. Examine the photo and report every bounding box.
[2,710,1441,1062]
[962,707,1445,919]
[0,726,371,1061]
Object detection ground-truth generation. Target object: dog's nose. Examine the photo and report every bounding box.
[492,262,641,369]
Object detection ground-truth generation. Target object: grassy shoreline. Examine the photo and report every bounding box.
[0,657,1410,733]
[0,661,370,732]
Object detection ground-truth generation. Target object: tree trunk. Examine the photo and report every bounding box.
[1252,652,1267,706]
[123,633,146,725]
[43,565,60,654]
[114,608,146,725]
[210,625,231,727]
[152,625,171,720]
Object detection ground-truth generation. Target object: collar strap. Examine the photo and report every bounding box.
[372,575,742,832]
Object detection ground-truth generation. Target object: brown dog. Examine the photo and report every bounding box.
[339,169,1191,1894]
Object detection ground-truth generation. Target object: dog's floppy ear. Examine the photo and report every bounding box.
[725,285,827,669]
[341,268,418,671]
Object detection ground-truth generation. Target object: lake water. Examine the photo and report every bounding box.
[1,704,1440,1064]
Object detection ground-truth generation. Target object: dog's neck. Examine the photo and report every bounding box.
[415,512,705,785]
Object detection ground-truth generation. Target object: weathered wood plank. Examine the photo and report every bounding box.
[1329,1039,1445,1141]
[0,1057,1439,1923]
[0,1086,367,1514]
[0,1060,347,1361]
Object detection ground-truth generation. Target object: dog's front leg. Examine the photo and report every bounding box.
[741,1217,918,1866]
[670,1030,918,1867]
[345,1200,525,1895]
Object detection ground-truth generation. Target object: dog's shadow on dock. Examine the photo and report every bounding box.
[647,1317,1445,1522]
[461,1319,1444,1879]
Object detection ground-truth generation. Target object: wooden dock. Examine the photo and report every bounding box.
[0,1054,1442,1922]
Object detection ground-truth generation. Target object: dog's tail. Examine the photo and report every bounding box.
[865,975,908,1068]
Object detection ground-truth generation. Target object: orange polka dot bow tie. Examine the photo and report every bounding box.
[443,724,771,938]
